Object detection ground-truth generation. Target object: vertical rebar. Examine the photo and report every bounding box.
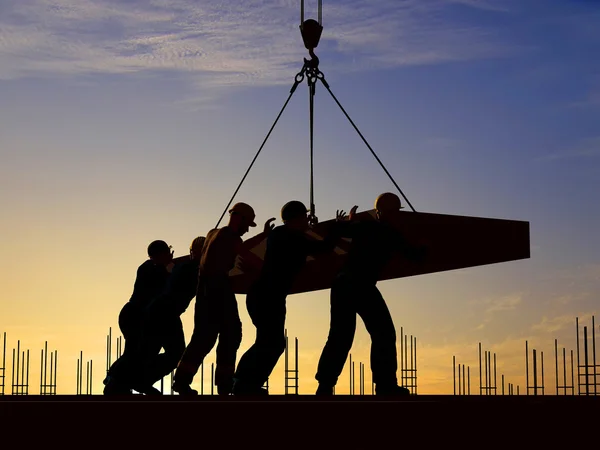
[555,339,559,395]
[401,327,404,388]
[593,316,597,395]
[570,350,574,396]
[563,346,567,395]
[526,340,529,395]
[576,318,580,394]
[541,351,544,395]
[468,366,470,395]
[533,349,538,396]
[494,353,497,395]
[453,356,456,395]
[49,351,54,395]
[584,326,589,395]
[484,351,488,395]
[479,343,482,395]
[414,336,417,394]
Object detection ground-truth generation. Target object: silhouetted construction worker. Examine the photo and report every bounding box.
[172,203,275,395]
[232,201,351,395]
[133,236,206,392]
[103,240,174,395]
[314,192,427,396]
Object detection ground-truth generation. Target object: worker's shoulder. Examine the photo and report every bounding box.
[211,226,242,244]
[137,259,155,273]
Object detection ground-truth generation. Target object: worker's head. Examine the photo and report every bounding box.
[147,240,173,266]
[374,192,404,222]
[281,200,310,231]
[227,202,257,236]
[189,236,206,261]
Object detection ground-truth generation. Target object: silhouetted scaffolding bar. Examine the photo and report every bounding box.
[11,340,29,395]
[284,329,299,395]
[76,351,93,395]
[400,327,417,394]
[105,327,123,376]
[555,338,575,395]
[40,341,57,395]
[452,356,470,395]
[576,316,598,396]
[358,362,366,395]
[350,355,354,395]
[0,332,5,395]
[525,341,544,395]
[478,343,497,395]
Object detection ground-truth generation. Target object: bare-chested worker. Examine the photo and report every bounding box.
[172,202,275,395]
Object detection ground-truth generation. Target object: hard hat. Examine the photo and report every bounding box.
[374,192,404,212]
[190,236,206,253]
[281,200,309,222]
[147,240,172,257]
[229,202,257,227]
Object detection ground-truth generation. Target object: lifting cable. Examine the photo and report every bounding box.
[215,2,416,229]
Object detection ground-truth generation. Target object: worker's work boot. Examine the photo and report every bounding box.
[375,384,410,396]
[232,379,269,395]
[172,381,198,396]
[315,384,334,395]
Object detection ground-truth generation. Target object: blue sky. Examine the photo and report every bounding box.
[0,0,599,394]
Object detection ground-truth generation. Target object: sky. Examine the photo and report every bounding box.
[1,0,599,396]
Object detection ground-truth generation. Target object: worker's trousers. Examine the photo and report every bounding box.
[234,283,287,389]
[315,273,399,388]
[174,278,242,392]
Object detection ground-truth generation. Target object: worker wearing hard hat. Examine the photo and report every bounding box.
[315,192,427,396]
[132,236,207,394]
[172,202,275,396]
[104,239,174,395]
[231,200,352,395]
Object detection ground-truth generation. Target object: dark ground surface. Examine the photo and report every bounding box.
[1,395,596,445]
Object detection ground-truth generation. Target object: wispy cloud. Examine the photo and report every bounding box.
[531,311,597,334]
[0,0,524,95]
[444,0,514,13]
[475,293,522,330]
[538,137,600,161]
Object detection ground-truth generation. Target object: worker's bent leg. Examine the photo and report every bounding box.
[357,286,398,388]
[234,293,286,392]
[143,317,185,386]
[214,292,242,395]
[174,298,220,388]
[315,277,358,390]
[106,302,143,390]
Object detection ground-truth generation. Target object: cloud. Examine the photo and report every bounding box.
[0,0,524,96]
[444,0,514,13]
[474,292,522,330]
[538,137,600,161]
[530,311,597,335]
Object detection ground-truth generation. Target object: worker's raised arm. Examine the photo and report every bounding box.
[236,217,276,272]
[305,206,358,255]
[241,217,275,251]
